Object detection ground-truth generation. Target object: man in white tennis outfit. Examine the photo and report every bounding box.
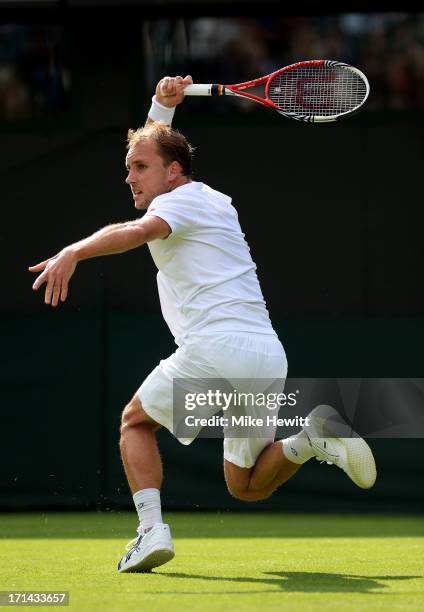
[29,75,377,574]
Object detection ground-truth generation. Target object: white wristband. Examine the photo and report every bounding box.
[148,95,175,125]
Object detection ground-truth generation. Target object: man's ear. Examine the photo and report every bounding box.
[168,160,182,180]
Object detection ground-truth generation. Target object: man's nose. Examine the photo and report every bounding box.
[125,168,136,184]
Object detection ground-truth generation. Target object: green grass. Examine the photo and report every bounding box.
[0,513,423,611]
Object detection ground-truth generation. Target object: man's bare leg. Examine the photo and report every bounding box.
[117,395,174,573]
[224,442,301,502]
[224,431,315,502]
[119,395,162,493]
[119,395,165,531]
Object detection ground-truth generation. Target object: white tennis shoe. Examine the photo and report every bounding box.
[305,404,377,489]
[118,523,174,573]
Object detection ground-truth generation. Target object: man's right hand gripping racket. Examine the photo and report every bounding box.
[182,60,369,123]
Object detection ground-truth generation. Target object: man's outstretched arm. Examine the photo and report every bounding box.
[29,73,190,308]
[28,215,170,307]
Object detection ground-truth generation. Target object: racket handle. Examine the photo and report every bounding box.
[184,84,217,96]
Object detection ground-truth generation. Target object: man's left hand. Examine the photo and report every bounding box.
[28,247,78,307]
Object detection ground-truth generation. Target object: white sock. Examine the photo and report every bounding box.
[281,430,315,465]
[133,488,162,530]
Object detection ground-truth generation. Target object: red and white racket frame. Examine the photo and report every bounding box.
[184,60,370,123]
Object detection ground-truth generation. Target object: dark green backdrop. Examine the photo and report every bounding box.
[1,310,423,512]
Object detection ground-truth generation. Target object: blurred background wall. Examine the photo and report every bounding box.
[1,1,423,512]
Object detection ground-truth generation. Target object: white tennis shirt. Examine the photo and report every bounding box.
[145,181,276,346]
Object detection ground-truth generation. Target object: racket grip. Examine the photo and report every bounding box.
[183,84,214,96]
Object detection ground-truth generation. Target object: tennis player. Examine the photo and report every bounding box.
[29,75,376,574]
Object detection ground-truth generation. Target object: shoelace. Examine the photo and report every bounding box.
[310,439,339,467]
[125,525,144,552]
[317,458,334,465]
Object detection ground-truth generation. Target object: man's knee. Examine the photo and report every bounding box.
[224,460,271,502]
[226,481,252,502]
[120,395,160,435]
[226,481,272,502]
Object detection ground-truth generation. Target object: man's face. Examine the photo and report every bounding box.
[125,139,171,210]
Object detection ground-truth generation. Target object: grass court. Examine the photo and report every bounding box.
[1,512,423,611]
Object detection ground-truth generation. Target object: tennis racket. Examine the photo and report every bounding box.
[182,60,370,123]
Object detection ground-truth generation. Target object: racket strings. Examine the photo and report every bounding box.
[268,67,367,116]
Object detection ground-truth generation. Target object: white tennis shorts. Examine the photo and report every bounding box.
[137,332,287,468]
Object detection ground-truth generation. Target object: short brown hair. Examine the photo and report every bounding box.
[127,122,194,177]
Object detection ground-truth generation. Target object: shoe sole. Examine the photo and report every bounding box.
[119,547,175,573]
[343,436,377,489]
[307,405,377,489]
